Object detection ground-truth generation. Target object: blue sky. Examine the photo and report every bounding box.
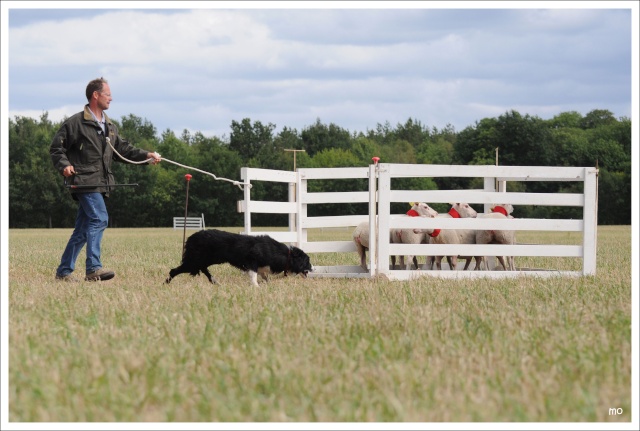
[3,2,637,140]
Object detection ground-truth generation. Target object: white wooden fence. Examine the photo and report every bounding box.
[173,213,206,230]
[238,163,598,280]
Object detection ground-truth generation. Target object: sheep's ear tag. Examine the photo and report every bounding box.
[409,202,415,207]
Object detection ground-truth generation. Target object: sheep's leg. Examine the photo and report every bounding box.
[434,256,443,270]
[355,244,368,270]
[446,255,458,270]
[428,256,435,270]
[404,251,419,270]
[509,237,516,270]
[479,256,490,270]
[496,256,508,271]
[405,255,419,270]
[462,257,472,270]
[473,257,483,271]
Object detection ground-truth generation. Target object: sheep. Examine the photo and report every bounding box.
[353,202,438,271]
[391,202,438,270]
[457,229,483,271]
[353,220,398,271]
[353,220,376,270]
[423,203,478,270]
[474,204,516,271]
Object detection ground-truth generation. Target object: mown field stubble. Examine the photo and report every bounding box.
[8,226,632,423]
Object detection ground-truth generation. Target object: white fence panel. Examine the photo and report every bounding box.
[243,230,298,243]
[376,164,597,278]
[388,216,584,232]
[389,243,583,258]
[239,167,299,241]
[239,200,297,214]
[390,190,584,207]
[301,191,370,204]
[173,214,205,230]
[299,167,369,180]
[238,163,598,279]
[300,215,369,229]
[385,163,588,181]
[242,167,297,183]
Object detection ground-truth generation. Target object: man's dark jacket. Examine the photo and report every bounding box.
[50,105,151,199]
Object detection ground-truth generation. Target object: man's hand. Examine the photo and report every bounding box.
[148,152,162,165]
[62,166,75,177]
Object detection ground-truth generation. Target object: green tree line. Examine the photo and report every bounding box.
[7,109,631,228]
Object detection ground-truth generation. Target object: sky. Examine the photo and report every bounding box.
[2,1,637,140]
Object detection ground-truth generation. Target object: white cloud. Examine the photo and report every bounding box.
[9,106,77,123]
[6,5,635,137]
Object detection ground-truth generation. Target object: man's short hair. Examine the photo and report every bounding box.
[86,77,108,102]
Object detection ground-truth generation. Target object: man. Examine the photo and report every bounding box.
[50,77,161,282]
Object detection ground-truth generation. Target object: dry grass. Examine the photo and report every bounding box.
[7,226,633,424]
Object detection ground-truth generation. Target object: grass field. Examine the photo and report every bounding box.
[6,226,633,424]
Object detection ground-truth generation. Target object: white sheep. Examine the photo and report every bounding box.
[457,229,483,271]
[353,220,399,271]
[391,202,438,270]
[353,220,375,270]
[474,204,516,271]
[353,202,438,271]
[424,203,478,270]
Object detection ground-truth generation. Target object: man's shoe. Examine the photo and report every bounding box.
[55,273,80,282]
[85,268,115,281]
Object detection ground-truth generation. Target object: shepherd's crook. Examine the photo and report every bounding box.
[182,174,192,256]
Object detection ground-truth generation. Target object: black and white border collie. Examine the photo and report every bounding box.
[165,229,313,286]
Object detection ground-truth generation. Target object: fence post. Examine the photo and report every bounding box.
[288,182,296,232]
[296,171,308,248]
[376,163,391,279]
[582,167,599,275]
[483,174,497,270]
[241,167,252,235]
[368,158,380,276]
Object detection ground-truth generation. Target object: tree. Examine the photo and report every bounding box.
[350,136,384,165]
[580,109,616,129]
[108,114,161,227]
[119,114,158,146]
[301,118,351,156]
[8,114,75,227]
[453,117,499,165]
[8,109,632,227]
[157,129,193,166]
[417,135,454,165]
[547,111,583,129]
[189,134,245,227]
[229,118,275,162]
[394,117,430,148]
[306,148,368,217]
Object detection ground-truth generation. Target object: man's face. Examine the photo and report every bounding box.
[96,84,112,110]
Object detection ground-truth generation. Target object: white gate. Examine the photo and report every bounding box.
[239,163,598,279]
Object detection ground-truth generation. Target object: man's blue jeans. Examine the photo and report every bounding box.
[56,192,109,277]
